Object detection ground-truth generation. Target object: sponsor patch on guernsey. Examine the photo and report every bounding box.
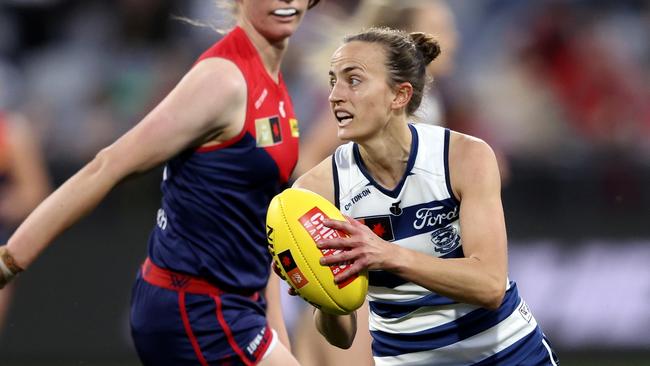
[290,118,299,137]
[358,216,395,241]
[255,116,282,147]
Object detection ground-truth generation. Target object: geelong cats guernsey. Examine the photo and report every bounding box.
[333,124,554,365]
[147,26,299,293]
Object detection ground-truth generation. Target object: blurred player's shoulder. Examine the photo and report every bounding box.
[293,156,334,202]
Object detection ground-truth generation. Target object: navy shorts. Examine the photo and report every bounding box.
[130,259,275,365]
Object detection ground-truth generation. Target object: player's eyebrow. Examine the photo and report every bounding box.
[341,65,363,74]
[330,65,365,77]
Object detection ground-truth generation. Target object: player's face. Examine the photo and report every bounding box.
[328,41,397,142]
[238,0,309,43]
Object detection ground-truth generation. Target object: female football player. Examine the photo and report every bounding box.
[289,2,460,364]
[293,27,560,365]
[0,0,319,364]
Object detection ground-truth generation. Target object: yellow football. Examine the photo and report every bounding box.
[266,188,368,315]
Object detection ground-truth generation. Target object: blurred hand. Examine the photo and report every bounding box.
[317,216,397,284]
[0,246,23,289]
[272,261,298,296]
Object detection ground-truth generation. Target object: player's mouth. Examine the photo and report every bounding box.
[271,8,299,20]
[334,109,354,126]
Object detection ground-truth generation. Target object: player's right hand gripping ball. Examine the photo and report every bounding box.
[266,188,367,315]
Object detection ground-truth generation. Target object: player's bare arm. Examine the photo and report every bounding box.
[2,57,247,273]
[292,156,335,203]
[313,305,357,349]
[0,115,50,225]
[319,133,508,310]
[264,268,292,350]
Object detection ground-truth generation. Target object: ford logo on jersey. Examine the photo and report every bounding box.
[430,225,460,255]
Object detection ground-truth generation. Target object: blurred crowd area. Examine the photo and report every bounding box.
[0,0,649,236]
[1,0,649,166]
[1,0,650,365]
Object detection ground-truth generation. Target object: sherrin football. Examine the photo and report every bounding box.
[266,188,368,315]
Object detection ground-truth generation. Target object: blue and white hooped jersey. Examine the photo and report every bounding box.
[333,124,556,365]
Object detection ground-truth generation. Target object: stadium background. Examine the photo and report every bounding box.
[0,0,648,365]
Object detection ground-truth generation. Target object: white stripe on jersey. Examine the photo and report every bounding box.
[373,300,538,366]
[369,302,480,334]
[368,282,430,302]
[368,279,512,333]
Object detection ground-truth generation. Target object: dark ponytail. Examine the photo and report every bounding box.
[344,27,441,116]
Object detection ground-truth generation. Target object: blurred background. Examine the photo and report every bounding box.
[0,0,649,365]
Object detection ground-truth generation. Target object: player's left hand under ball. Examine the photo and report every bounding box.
[272,261,298,296]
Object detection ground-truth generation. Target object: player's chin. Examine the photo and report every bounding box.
[336,127,360,142]
[265,22,301,41]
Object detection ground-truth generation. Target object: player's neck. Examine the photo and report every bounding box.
[358,122,412,190]
[239,23,288,83]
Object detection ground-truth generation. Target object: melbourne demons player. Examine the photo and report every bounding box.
[0,1,319,365]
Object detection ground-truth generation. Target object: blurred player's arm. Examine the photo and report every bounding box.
[292,156,335,202]
[312,307,357,349]
[0,114,50,225]
[292,156,358,349]
[293,109,340,177]
[265,267,292,350]
[0,58,246,285]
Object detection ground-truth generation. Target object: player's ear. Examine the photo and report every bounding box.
[391,82,413,111]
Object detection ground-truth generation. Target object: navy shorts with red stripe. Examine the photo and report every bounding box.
[130,259,273,366]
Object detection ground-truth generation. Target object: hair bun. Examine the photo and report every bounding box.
[409,32,441,65]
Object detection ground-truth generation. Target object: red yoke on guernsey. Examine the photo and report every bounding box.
[130,27,298,366]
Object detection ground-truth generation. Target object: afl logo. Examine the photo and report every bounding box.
[430,225,460,255]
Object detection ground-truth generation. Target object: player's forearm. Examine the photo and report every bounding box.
[388,247,506,310]
[6,152,124,269]
[314,309,357,349]
[264,273,292,350]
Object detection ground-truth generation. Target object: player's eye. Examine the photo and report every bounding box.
[350,77,361,86]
